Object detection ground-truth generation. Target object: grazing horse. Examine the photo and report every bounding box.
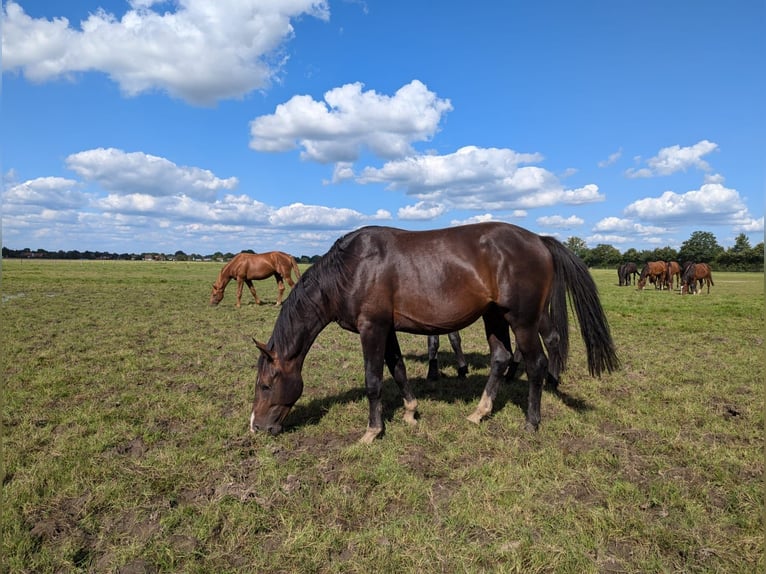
[665,261,682,290]
[249,223,619,443]
[637,261,667,290]
[209,251,301,307]
[427,332,469,380]
[681,263,714,294]
[618,262,638,286]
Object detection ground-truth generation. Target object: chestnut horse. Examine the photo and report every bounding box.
[681,262,714,294]
[209,251,301,307]
[665,261,682,290]
[637,261,667,290]
[250,223,619,443]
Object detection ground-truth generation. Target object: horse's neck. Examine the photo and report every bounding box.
[215,265,235,289]
[272,281,334,367]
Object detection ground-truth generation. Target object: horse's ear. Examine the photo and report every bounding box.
[252,338,276,362]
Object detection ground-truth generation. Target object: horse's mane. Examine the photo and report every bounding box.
[268,230,360,357]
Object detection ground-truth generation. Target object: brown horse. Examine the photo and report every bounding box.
[681,262,714,294]
[209,252,301,307]
[665,261,682,290]
[637,261,667,290]
[249,223,619,443]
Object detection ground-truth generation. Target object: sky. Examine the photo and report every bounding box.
[2,0,764,257]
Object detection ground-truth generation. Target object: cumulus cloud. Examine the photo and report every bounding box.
[593,216,668,236]
[249,80,453,162]
[626,140,718,178]
[65,148,238,201]
[3,176,87,208]
[397,201,446,220]
[1,0,329,105]
[268,202,391,228]
[536,214,584,229]
[358,146,604,210]
[623,182,750,224]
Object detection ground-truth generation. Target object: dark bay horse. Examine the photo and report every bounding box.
[681,262,714,294]
[637,261,667,290]
[665,261,682,290]
[210,251,301,307]
[427,332,468,380]
[250,223,619,443]
[618,262,638,286]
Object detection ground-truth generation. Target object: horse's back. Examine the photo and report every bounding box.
[333,223,554,332]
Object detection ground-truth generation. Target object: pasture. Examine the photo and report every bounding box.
[2,259,763,573]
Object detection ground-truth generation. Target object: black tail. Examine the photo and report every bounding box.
[541,236,620,377]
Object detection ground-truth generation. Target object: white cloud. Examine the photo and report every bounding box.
[593,216,668,236]
[1,0,329,105]
[358,146,603,211]
[623,182,750,224]
[268,202,391,228]
[598,147,622,168]
[397,201,446,220]
[536,214,584,229]
[66,148,238,201]
[3,176,87,208]
[249,80,453,162]
[625,140,718,178]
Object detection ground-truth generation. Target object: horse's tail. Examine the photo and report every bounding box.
[541,236,620,377]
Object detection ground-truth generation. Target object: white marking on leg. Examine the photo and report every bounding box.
[467,391,493,424]
[402,398,418,426]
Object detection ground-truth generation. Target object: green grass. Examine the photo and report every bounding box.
[2,260,763,573]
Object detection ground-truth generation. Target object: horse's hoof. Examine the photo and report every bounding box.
[466,412,483,424]
[359,427,382,444]
[457,366,468,379]
[524,421,539,432]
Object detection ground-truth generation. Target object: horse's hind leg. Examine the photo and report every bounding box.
[384,330,418,427]
[539,311,562,389]
[514,326,548,432]
[447,331,468,379]
[426,335,440,380]
[468,313,512,424]
[244,279,261,305]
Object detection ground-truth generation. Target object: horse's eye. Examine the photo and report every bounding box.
[260,384,271,392]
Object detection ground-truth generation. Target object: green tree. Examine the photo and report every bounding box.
[586,244,622,268]
[621,247,640,264]
[678,231,723,263]
[650,246,679,262]
[563,236,589,260]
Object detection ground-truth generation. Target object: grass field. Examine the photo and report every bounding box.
[2,259,763,573]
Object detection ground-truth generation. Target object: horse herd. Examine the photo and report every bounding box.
[207,229,722,442]
[619,260,714,294]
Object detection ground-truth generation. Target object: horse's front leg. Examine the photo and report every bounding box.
[358,324,388,444]
[447,331,468,379]
[384,330,418,427]
[426,335,440,380]
[235,278,244,308]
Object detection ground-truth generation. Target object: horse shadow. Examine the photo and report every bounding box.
[282,350,593,434]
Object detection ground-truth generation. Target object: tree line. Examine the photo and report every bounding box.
[564,231,763,272]
[2,230,763,271]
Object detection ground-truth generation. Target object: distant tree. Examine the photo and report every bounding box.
[679,231,723,264]
[650,246,679,262]
[585,244,622,268]
[731,233,751,253]
[563,236,589,260]
[621,247,640,264]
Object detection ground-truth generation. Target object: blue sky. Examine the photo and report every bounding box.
[2,0,763,256]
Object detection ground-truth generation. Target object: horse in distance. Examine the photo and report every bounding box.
[209,251,301,307]
[681,262,714,294]
[249,222,619,444]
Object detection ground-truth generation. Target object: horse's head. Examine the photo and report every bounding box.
[209,283,224,305]
[250,340,304,436]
